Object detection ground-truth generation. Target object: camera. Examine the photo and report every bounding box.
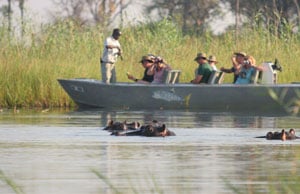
[154,56,163,64]
[244,60,250,65]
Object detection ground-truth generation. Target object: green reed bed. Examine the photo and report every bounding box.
[1,19,300,108]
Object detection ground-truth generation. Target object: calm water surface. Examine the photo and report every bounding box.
[0,109,300,194]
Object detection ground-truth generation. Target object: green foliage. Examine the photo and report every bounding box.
[1,19,300,108]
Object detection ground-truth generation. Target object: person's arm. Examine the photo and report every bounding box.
[220,67,233,73]
[106,45,119,49]
[231,56,239,68]
[147,64,156,76]
[127,73,137,82]
[164,64,172,71]
[252,64,265,71]
[191,75,203,84]
[105,38,121,52]
[106,44,122,59]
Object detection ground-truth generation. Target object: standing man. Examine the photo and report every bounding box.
[191,53,213,84]
[100,28,122,84]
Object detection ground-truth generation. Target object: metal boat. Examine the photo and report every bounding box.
[57,62,300,113]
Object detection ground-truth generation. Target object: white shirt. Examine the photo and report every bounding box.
[211,64,218,71]
[101,36,121,63]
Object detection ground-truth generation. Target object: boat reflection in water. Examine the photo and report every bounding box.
[69,108,289,129]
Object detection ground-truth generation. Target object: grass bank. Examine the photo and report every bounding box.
[1,19,300,108]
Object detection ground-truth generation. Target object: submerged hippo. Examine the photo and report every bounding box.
[103,120,175,137]
[256,129,299,141]
[102,120,140,132]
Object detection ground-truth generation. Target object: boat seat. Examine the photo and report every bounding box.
[163,70,181,84]
[208,70,224,84]
[250,69,260,84]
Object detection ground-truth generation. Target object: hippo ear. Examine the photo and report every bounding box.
[135,122,140,128]
[289,128,295,134]
[107,120,113,126]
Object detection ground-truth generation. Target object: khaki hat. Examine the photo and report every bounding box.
[208,55,218,63]
[234,51,247,57]
[194,52,207,61]
[140,55,154,63]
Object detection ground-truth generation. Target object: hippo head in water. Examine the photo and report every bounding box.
[106,119,176,137]
[102,120,140,132]
[141,120,176,137]
[258,129,298,141]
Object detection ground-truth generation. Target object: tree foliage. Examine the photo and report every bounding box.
[223,0,300,37]
[0,0,26,38]
[51,0,130,28]
[146,0,221,35]
[1,0,300,38]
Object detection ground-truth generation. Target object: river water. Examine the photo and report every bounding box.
[0,108,300,194]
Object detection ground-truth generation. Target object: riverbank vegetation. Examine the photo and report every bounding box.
[1,18,300,108]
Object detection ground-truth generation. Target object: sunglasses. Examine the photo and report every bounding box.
[142,60,153,63]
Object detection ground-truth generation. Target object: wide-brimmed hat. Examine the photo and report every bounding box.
[208,55,218,63]
[234,51,247,57]
[194,53,207,61]
[140,55,154,63]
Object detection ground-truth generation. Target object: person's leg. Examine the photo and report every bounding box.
[101,62,113,83]
[101,61,107,83]
[111,64,116,83]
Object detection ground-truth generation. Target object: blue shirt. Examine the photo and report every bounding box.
[235,67,255,84]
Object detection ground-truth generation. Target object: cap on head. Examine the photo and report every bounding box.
[208,55,217,63]
[234,51,247,57]
[194,52,207,61]
[140,55,154,63]
[112,28,122,36]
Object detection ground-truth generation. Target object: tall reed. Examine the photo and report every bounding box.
[1,19,300,108]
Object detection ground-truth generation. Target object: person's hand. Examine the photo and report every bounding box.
[117,48,123,60]
[128,75,134,80]
[149,63,156,71]
[127,72,134,80]
[117,47,122,55]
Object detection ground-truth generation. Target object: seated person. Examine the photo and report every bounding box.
[235,55,264,84]
[208,55,218,71]
[127,55,155,84]
[220,51,246,83]
[147,56,172,84]
[191,52,213,84]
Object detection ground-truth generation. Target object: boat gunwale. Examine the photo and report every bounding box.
[57,78,300,88]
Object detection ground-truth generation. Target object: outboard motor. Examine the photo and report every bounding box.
[260,59,282,84]
[272,58,282,72]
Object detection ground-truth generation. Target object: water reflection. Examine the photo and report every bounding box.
[75,109,300,129]
[0,108,300,194]
[1,108,299,129]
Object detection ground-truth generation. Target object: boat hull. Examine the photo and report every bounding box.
[58,78,300,113]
